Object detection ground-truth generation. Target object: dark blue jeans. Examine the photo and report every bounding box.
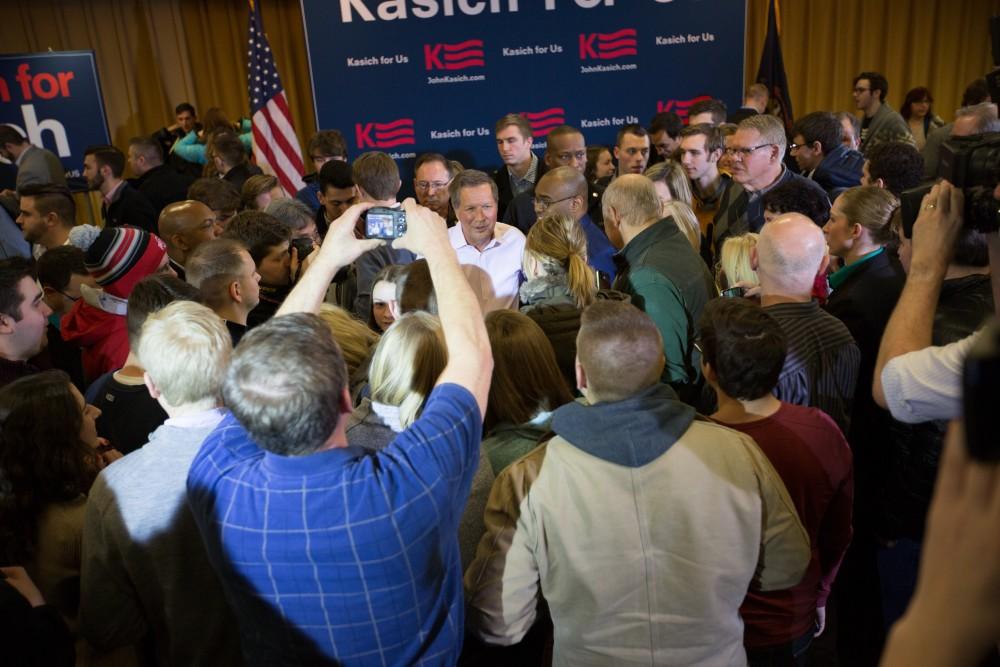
[746,627,814,667]
[877,537,922,630]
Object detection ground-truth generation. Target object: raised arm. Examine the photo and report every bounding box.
[276,202,380,316]
[873,182,963,408]
[394,198,493,417]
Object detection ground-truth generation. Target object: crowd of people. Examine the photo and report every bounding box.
[0,69,999,667]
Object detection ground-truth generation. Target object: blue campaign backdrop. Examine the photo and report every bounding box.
[302,0,746,189]
[0,51,111,180]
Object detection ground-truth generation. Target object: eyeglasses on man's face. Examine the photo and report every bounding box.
[723,144,774,160]
[532,195,576,212]
[415,180,450,192]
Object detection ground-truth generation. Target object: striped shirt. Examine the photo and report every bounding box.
[507,153,539,198]
[764,301,861,434]
[186,384,482,666]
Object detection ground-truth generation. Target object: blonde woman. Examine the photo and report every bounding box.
[346,311,443,444]
[521,212,624,387]
[716,233,760,295]
[644,159,694,208]
[345,311,492,568]
[824,186,905,345]
[661,200,701,252]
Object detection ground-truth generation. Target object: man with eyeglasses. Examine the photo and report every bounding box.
[157,200,223,281]
[531,166,616,282]
[503,125,606,232]
[853,71,914,155]
[295,130,348,213]
[790,111,864,200]
[713,115,829,253]
[413,152,456,224]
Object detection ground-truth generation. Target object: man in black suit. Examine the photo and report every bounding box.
[127,136,195,216]
[492,113,545,220]
[83,145,158,235]
[210,134,261,193]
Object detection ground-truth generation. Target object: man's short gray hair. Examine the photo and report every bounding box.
[738,114,788,154]
[601,174,662,227]
[955,102,1000,134]
[265,198,314,233]
[449,169,498,210]
[223,313,348,456]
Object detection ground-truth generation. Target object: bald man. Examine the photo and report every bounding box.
[753,213,860,433]
[503,125,606,232]
[532,166,616,281]
[157,200,223,280]
[606,174,714,404]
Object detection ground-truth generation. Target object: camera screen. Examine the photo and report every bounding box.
[366,213,396,237]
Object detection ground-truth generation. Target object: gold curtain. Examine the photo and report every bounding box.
[2,0,999,171]
[1,0,316,164]
[744,0,1000,120]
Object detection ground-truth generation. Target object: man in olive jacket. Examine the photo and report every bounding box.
[605,174,715,404]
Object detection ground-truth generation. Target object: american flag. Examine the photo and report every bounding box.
[247,0,306,195]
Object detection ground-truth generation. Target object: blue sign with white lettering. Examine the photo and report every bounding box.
[0,51,111,179]
[302,0,746,181]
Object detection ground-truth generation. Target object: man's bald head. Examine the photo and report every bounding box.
[756,213,828,294]
[541,165,587,195]
[533,167,589,222]
[158,200,222,263]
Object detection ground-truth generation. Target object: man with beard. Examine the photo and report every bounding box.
[83,145,158,234]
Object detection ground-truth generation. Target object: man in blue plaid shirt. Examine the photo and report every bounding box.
[187,199,493,665]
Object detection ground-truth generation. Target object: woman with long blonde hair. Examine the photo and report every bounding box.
[521,212,620,387]
[345,311,493,568]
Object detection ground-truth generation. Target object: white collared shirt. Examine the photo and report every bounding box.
[448,222,526,313]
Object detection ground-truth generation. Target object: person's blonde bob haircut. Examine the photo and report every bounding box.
[137,301,232,407]
[717,233,760,290]
[661,200,701,252]
[644,160,694,207]
[525,212,596,309]
[317,304,380,379]
[368,311,447,428]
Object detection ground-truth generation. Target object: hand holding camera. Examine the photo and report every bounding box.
[909,181,965,277]
[315,201,384,271]
[391,198,451,260]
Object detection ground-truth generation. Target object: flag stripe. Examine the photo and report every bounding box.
[247,1,305,196]
[253,121,303,195]
[268,95,306,172]
[255,108,306,193]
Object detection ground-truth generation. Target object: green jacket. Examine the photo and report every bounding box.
[613,218,715,390]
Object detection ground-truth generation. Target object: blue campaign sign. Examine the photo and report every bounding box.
[0,51,111,179]
[301,0,746,184]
